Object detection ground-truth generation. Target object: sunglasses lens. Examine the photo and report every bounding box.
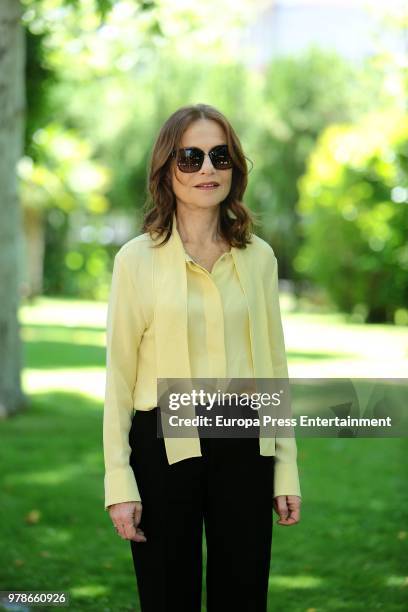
[177,148,203,173]
[211,145,233,169]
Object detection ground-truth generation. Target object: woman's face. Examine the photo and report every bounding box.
[170,119,233,212]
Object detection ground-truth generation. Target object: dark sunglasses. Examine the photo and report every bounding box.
[170,144,234,173]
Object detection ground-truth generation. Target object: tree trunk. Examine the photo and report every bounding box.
[22,206,45,298]
[0,0,27,417]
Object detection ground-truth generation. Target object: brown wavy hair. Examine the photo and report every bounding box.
[141,103,259,248]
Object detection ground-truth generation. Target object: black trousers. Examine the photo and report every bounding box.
[129,407,275,612]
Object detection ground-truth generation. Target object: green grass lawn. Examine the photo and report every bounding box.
[0,296,407,611]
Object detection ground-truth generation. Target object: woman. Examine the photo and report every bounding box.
[103,103,302,612]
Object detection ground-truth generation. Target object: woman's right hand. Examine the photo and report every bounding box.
[108,501,147,542]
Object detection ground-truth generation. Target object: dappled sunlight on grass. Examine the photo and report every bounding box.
[20,296,108,329]
[23,369,106,402]
[269,574,324,588]
[20,298,109,402]
[8,464,93,486]
[70,584,109,598]
[19,295,408,385]
[35,528,73,546]
[283,310,408,377]
[385,576,408,587]
[22,332,105,370]
[22,324,106,347]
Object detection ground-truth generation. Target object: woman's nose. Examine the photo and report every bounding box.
[200,152,216,172]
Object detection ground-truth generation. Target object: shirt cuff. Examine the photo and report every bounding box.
[104,466,141,510]
[274,461,302,498]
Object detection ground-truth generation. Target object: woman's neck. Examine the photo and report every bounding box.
[175,205,224,248]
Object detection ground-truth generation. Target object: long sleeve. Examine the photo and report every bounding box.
[266,250,302,499]
[103,251,146,510]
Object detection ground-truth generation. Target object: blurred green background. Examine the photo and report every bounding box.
[0,0,407,610]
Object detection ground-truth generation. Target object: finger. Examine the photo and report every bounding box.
[130,507,146,541]
[286,499,301,523]
[114,521,133,541]
[133,506,143,528]
[124,520,147,543]
[278,506,301,525]
[276,500,289,522]
[289,507,301,523]
[131,507,146,540]
[287,496,302,510]
[115,522,128,540]
[277,516,297,525]
[132,528,147,543]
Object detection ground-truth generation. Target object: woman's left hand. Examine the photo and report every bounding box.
[273,495,301,526]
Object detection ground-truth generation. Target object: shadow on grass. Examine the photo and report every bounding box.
[286,350,357,361]
[22,324,105,370]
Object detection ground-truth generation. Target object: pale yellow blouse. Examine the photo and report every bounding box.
[184,248,254,380]
[103,221,301,509]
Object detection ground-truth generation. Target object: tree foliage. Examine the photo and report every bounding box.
[295,111,408,323]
